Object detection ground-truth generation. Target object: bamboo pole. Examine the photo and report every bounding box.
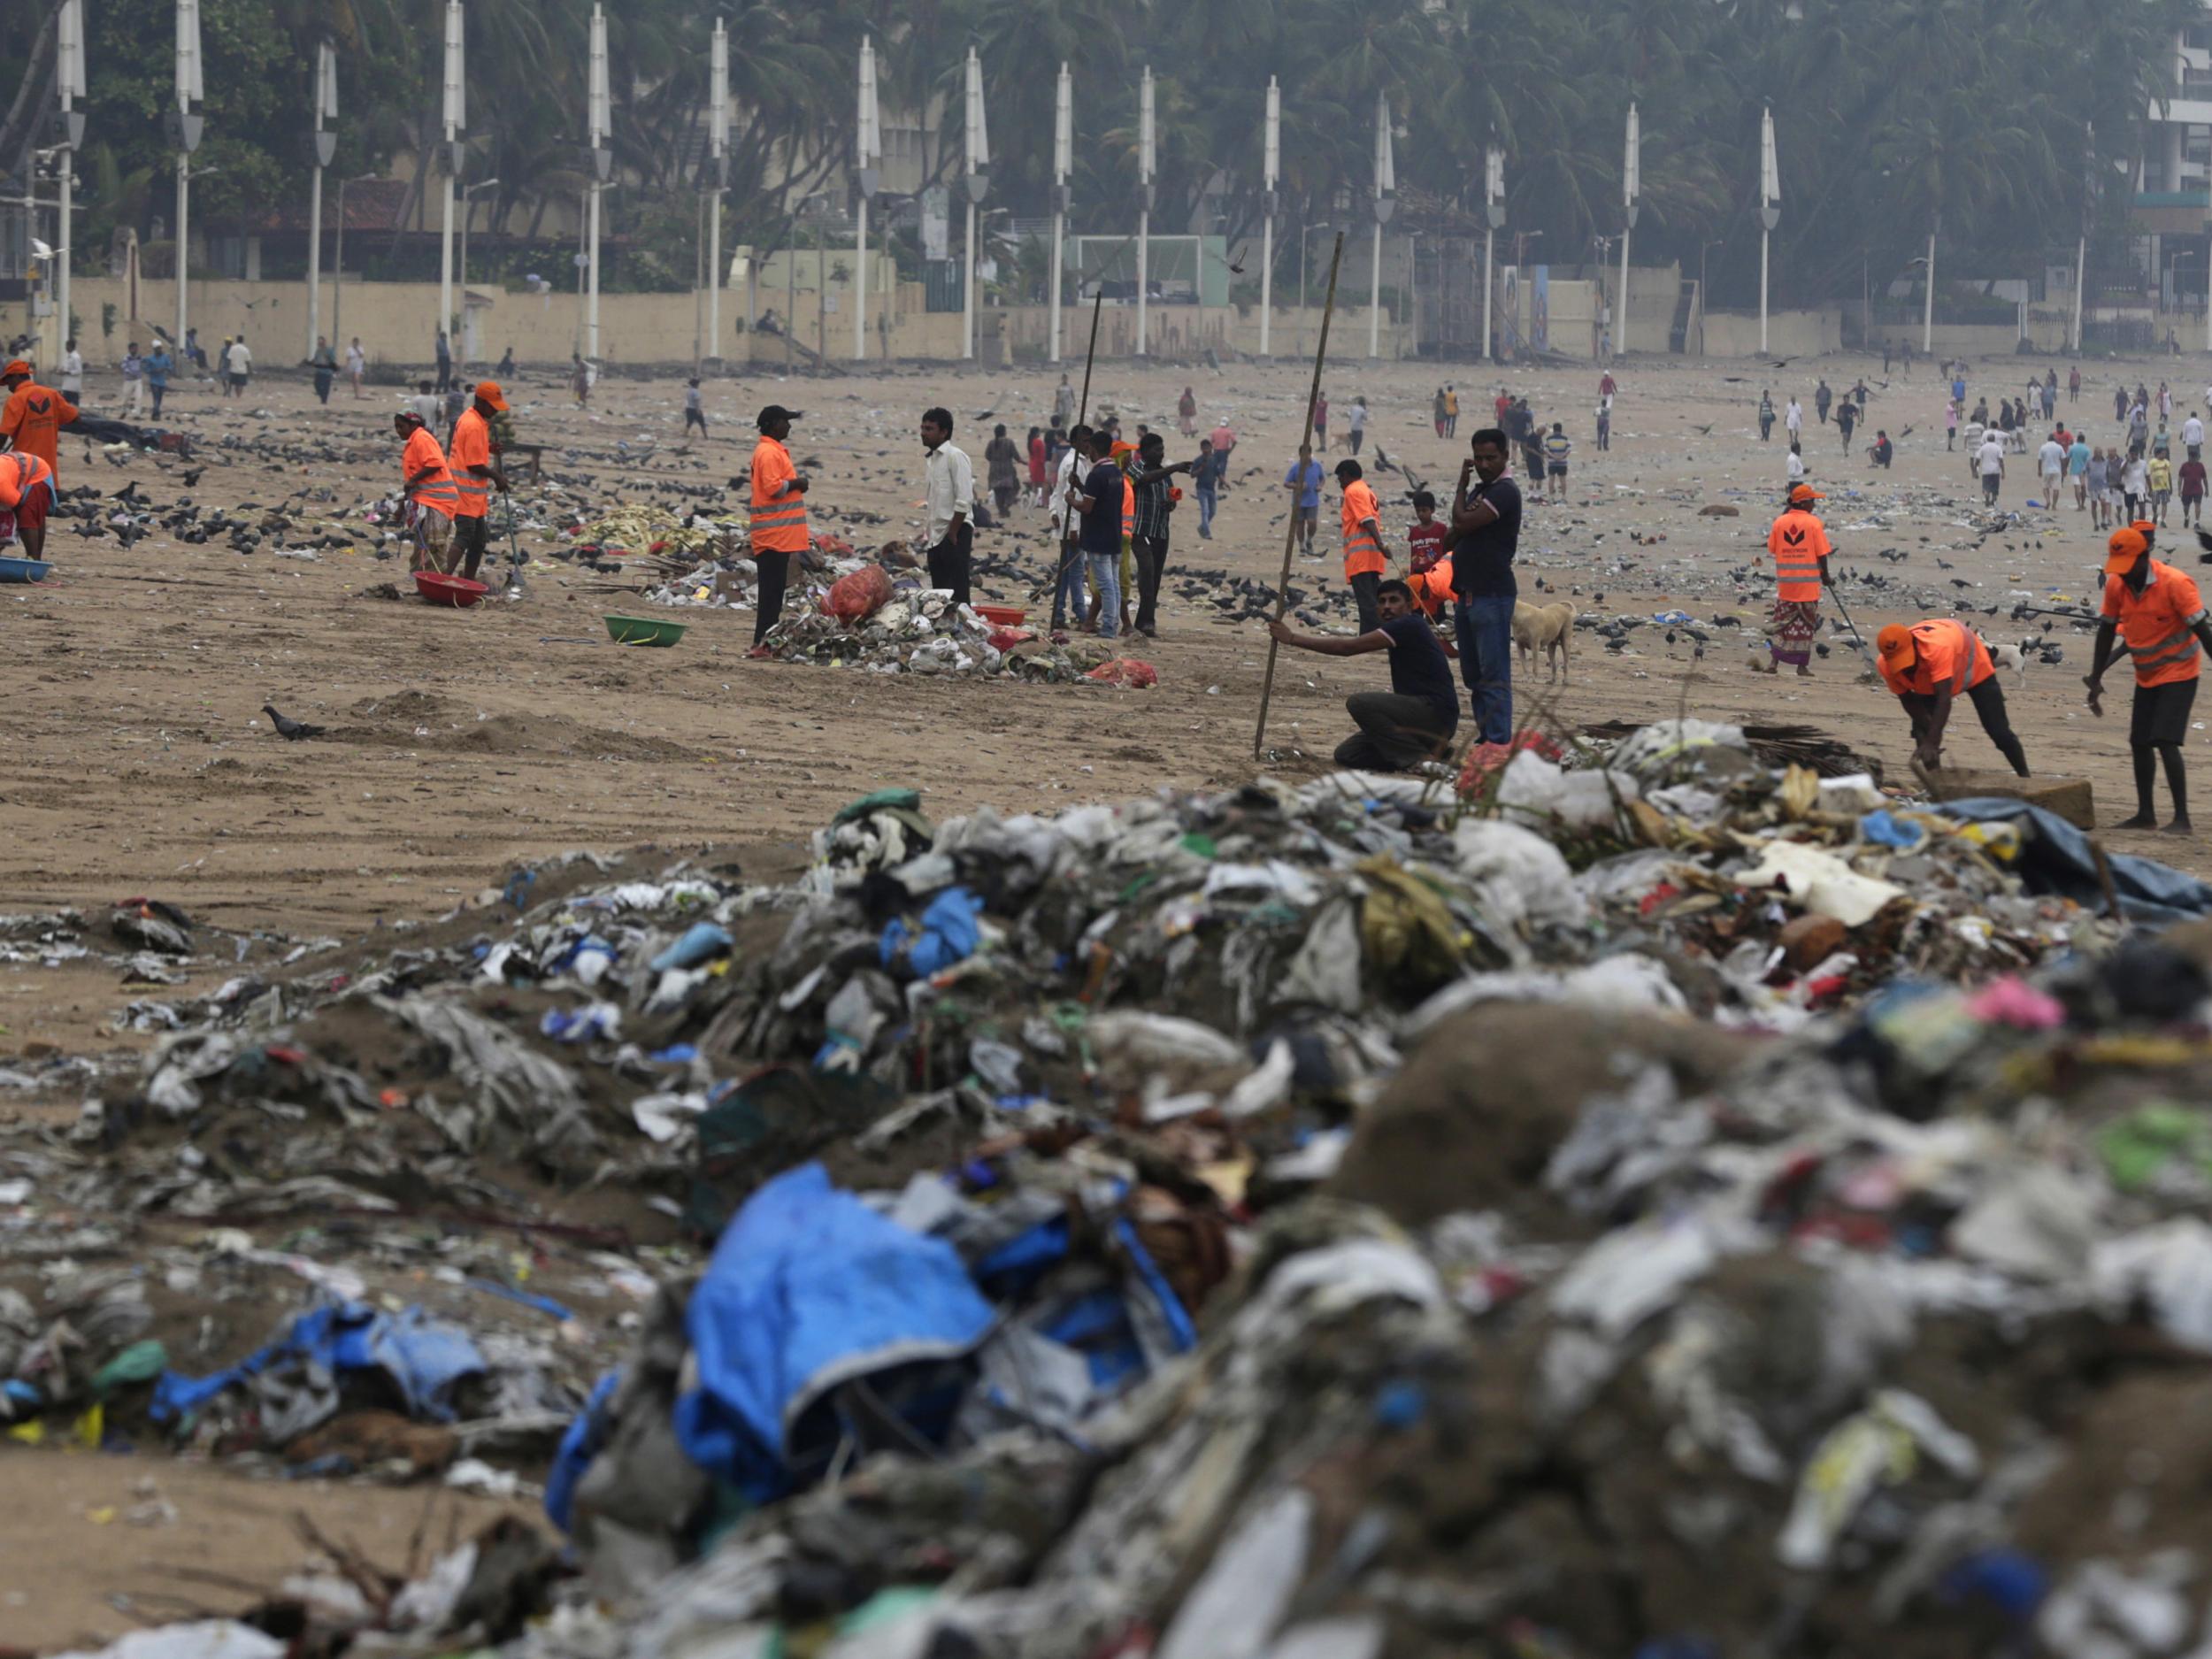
[1255,231,1346,758]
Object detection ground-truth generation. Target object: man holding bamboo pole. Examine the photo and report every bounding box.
[1448,427,1523,744]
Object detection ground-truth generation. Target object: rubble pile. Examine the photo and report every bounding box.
[757,586,1120,681]
[19,722,2212,1656]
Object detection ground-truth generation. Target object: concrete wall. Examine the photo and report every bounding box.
[1698,310,1844,358]
[0,274,1415,374]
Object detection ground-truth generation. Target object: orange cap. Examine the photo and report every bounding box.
[0,360,30,380]
[2105,526,2150,574]
[1787,483,1823,506]
[472,380,509,411]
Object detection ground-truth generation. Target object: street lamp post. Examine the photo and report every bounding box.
[1620,103,1640,356]
[56,0,85,356]
[1259,78,1279,358]
[305,42,337,358]
[1482,143,1503,365]
[587,3,611,363]
[1048,63,1071,363]
[962,46,989,362]
[438,0,465,350]
[173,0,204,357]
[1370,92,1396,360]
[851,36,876,363]
[710,19,730,364]
[1137,65,1155,358]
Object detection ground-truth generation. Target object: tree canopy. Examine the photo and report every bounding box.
[5,0,2195,300]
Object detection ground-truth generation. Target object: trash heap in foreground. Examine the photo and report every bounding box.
[21,722,2212,1659]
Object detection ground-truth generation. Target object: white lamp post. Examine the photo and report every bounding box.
[1048,62,1071,363]
[710,19,729,363]
[306,42,337,357]
[1137,65,1154,357]
[1370,90,1395,359]
[1619,102,1639,357]
[56,0,84,353]
[962,45,987,361]
[587,3,611,363]
[1482,143,1503,363]
[1759,103,1778,356]
[173,0,203,356]
[1259,76,1279,358]
[853,37,879,363]
[438,0,465,350]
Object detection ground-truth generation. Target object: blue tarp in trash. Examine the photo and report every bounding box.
[672,1163,996,1502]
[1935,797,2212,923]
[879,887,982,978]
[150,1302,485,1425]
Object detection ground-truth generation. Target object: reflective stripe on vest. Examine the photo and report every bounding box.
[413,478,459,508]
[1346,527,1386,560]
[749,504,807,531]
[2133,626,2202,683]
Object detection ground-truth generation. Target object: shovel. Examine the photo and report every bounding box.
[501,494,526,596]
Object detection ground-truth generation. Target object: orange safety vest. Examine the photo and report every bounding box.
[1878,618,1993,698]
[749,434,809,555]
[402,427,460,518]
[2103,560,2208,687]
[0,380,77,477]
[448,408,492,518]
[1340,479,1386,578]
[1409,554,1455,617]
[1766,508,1831,603]
[0,449,52,508]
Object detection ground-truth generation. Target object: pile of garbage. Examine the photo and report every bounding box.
[757,583,1129,683]
[572,503,738,561]
[22,722,2212,1655]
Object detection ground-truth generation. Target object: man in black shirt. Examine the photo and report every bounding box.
[1449,427,1522,744]
[1126,430,1192,637]
[1069,429,1126,639]
[1266,579,1458,771]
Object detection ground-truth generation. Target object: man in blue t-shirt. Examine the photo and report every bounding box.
[1284,442,1325,557]
[2068,432,2093,512]
[1265,578,1457,772]
[1449,426,1523,745]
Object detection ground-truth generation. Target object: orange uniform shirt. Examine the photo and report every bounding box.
[1878,618,1994,698]
[1766,508,1832,603]
[2102,559,2208,687]
[748,435,808,555]
[1,381,78,477]
[1340,479,1386,579]
[0,449,53,508]
[402,428,459,518]
[1409,554,1455,618]
[447,408,492,518]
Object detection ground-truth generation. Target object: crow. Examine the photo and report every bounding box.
[263,703,325,741]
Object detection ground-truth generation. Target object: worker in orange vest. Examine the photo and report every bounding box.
[1759,481,1832,676]
[0,449,57,561]
[1875,618,2029,776]
[748,403,810,654]
[1334,457,1387,633]
[2087,524,2212,832]
[394,411,460,574]
[0,359,78,483]
[446,380,510,583]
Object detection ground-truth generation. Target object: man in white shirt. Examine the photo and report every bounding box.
[2186,412,2205,452]
[919,404,975,610]
[2038,434,2067,512]
[59,339,82,400]
[223,337,251,398]
[346,337,367,400]
[1048,422,1091,633]
[1977,433,2006,504]
[1347,396,1369,456]
[1785,397,1803,439]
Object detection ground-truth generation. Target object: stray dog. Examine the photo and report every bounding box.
[1513,600,1575,681]
[1985,637,2029,690]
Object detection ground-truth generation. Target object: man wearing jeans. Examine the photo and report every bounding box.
[1448,428,1523,744]
[1127,430,1191,637]
[1267,579,1458,772]
[1070,429,1125,638]
[1048,422,1091,632]
[1192,437,1222,539]
[920,406,974,608]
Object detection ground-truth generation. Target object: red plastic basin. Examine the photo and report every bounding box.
[415,572,490,608]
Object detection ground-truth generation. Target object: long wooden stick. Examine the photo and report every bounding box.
[1036,289,1107,608]
[1255,231,1345,758]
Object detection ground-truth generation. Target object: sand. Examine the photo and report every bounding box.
[0,334,2199,1638]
